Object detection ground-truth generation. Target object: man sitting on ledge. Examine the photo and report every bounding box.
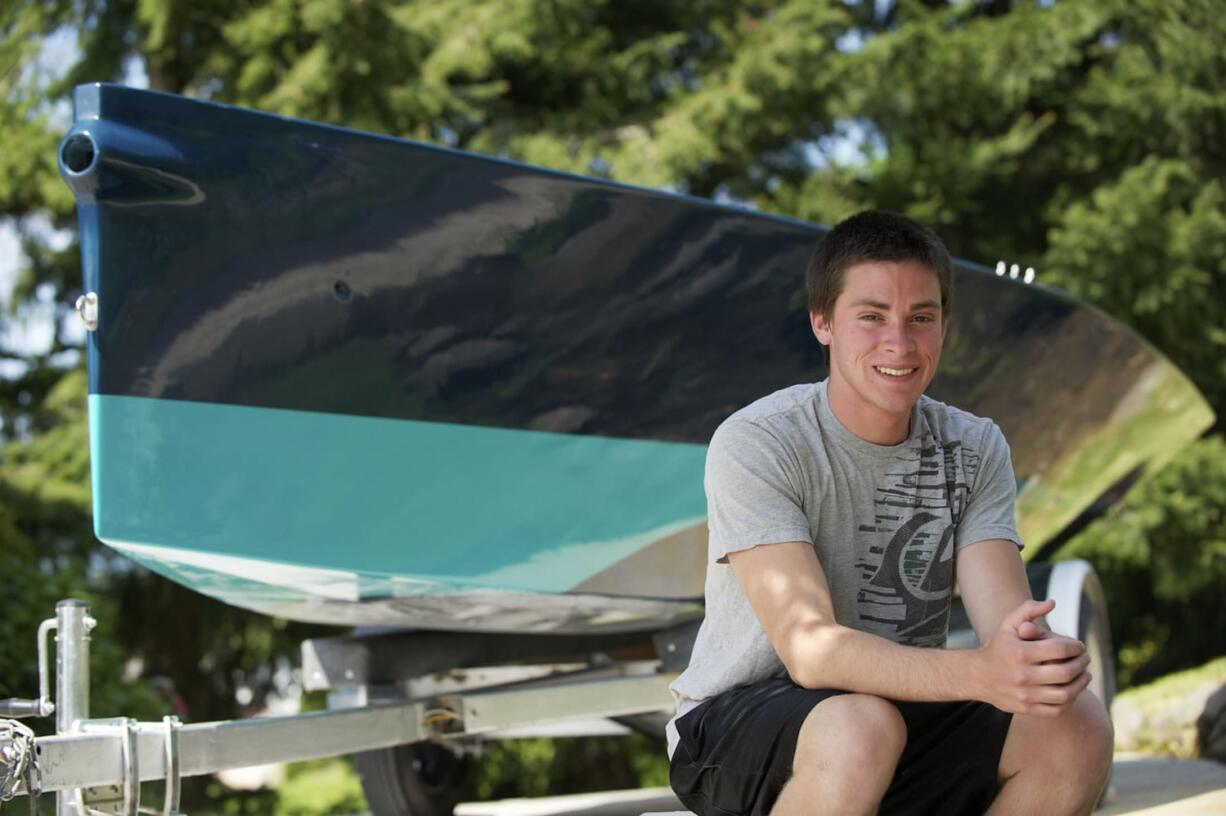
[666,211,1112,816]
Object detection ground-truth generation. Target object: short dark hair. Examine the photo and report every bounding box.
[806,210,954,321]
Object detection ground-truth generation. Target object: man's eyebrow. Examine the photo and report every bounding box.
[847,297,941,310]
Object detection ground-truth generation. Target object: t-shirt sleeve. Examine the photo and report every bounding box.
[705,418,814,563]
[955,421,1023,552]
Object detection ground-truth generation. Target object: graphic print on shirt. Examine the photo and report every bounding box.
[854,439,980,646]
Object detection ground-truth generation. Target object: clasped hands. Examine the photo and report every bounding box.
[976,598,1091,717]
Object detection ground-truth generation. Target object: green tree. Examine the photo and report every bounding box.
[1060,435,1226,687]
[0,371,160,728]
[2,0,1225,805]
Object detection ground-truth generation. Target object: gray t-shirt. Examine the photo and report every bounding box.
[666,380,1022,757]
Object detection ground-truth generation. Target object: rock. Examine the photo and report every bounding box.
[1197,681,1226,763]
[1112,697,1144,750]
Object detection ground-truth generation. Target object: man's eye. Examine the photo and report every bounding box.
[860,314,882,321]
[913,314,936,324]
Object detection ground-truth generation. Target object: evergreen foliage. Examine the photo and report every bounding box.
[1061,435,1226,688]
[1,0,1223,802]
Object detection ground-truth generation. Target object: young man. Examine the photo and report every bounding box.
[667,211,1112,816]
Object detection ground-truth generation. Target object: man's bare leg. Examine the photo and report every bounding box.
[989,691,1113,816]
[771,693,906,816]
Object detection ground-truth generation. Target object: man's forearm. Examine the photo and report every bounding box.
[786,622,983,702]
[728,540,1086,713]
[784,599,1091,717]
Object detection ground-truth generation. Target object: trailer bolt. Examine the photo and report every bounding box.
[76,292,99,331]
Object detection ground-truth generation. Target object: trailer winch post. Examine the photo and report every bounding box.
[55,599,94,816]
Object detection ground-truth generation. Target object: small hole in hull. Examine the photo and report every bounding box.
[334,281,352,302]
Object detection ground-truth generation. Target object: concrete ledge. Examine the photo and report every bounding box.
[452,757,1226,816]
[456,787,684,815]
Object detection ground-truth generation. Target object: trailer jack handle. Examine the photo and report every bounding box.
[0,616,57,813]
[0,618,58,720]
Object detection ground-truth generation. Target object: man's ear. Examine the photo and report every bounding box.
[810,310,832,346]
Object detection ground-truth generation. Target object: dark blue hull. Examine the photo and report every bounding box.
[60,84,1213,631]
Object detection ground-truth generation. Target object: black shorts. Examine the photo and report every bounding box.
[670,677,1013,816]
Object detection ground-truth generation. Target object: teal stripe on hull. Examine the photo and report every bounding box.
[90,395,707,595]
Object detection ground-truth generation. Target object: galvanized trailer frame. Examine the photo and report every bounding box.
[0,600,679,815]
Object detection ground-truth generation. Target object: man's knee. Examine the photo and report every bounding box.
[1044,693,1112,773]
[1063,692,1114,776]
[1003,692,1113,797]
[793,693,906,777]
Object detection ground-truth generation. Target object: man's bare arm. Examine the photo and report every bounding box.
[956,538,1046,643]
[728,540,1089,716]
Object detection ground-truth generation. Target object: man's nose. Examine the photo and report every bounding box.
[882,321,916,352]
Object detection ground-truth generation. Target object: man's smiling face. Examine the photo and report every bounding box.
[810,259,945,445]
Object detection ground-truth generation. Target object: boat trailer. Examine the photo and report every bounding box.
[0,599,688,815]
